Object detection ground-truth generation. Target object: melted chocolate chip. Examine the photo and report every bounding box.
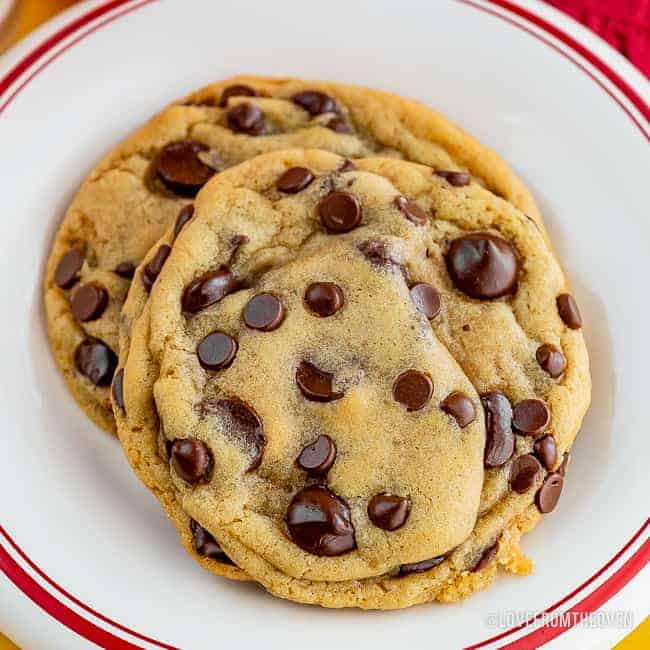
[243,293,285,331]
[533,435,558,470]
[112,368,125,411]
[74,338,117,386]
[70,284,108,322]
[326,117,351,133]
[440,391,476,428]
[292,91,338,116]
[296,435,337,475]
[154,140,215,196]
[286,485,356,556]
[339,159,355,172]
[197,331,237,370]
[55,250,84,288]
[171,438,213,483]
[557,294,582,329]
[394,195,428,226]
[409,283,441,319]
[393,370,433,412]
[398,555,446,576]
[509,454,543,493]
[481,391,515,468]
[189,519,234,564]
[367,494,411,531]
[276,167,315,193]
[296,361,343,402]
[141,245,171,292]
[536,472,564,513]
[218,84,257,107]
[357,241,402,273]
[536,343,566,378]
[114,262,135,279]
[174,204,194,239]
[435,170,471,187]
[512,399,550,435]
[446,233,519,299]
[182,266,236,313]
[227,102,265,135]
[471,540,499,572]
[304,282,344,317]
[318,191,361,233]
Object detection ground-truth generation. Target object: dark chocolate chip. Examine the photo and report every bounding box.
[357,240,399,268]
[154,140,215,197]
[398,555,446,576]
[481,391,515,468]
[218,84,257,107]
[512,398,550,435]
[557,294,582,329]
[304,282,344,317]
[367,494,411,531]
[296,361,343,402]
[326,117,351,133]
[182,266,236,313]
[276,167,314,193]
[471,540,499,572]
[394,195,428,226]
[558,451,570,477]
[509,454,543,493]
[440,391,476,428]
[393,370,433,412]
[292,91,338,116]
[171,438,213,483]
[339,159,355,172]
[197,331,237,370]
[446,233,519,299]
[112,368,125,411]
[70,284,108,322]
[243,293,285,331]
[174,204,194,239]
[536,343,566,378]
[410,283,441,319]
[55,250,84,289]
[74,338,117,386]
[286,485,356,556]
[533,435,558,470]
[114,262,135,279]
[189,519,234,564]
[536,472,564,513]
[435,170,471,187]
[141,245,171,292]
[318,191,361,233]
[227,102,265,135]
[297,435,337,475]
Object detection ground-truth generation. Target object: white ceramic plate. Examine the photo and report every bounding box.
[0,1,648,648]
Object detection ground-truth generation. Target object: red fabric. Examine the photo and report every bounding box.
[546,0,650,76]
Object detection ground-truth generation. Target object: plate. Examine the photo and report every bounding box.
[0,1,648,648]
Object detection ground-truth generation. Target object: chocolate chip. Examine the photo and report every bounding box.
[204,399,266,470]
[410,283,441,319]
[440,391,476,428]
[296,361,343,402]
[339,159,355,172]
[509,454,543,493]
[471,540,499,572]
[174,204,194,239]
[197,331,237,370]
[398,555,446,576]
[435,170,471,187]
[182,266,236,313]
[482,392,515,468]
[243,293,285,331]
[557,294,582,329]
[74,338,117,386]
[114,262,135,279]
[558,451,570,477]
[227,102,265,135]
[112,368,124,411]
[326,117,351,133]
[141,245,171,292]
[536,472,564,513]
[318,191,361,233]
[70,284,108,322]
[297,435,337,475]
[393,370,433,412]
[304,282,344,317]
[533,435,557,470]
[55,250,84,289]
[358,240,399,268]
[536,343,566,378]
[218,84,257,107]
[292,91,338,116]
[394,196,428,226]
[171,438,213,483]
[189,519,234,564]
[276,167,314,193]
[286,485,356,556]
[367,494,411,531]
[513,398,550,435]
[154,140,216,197]
[446,233,519,299]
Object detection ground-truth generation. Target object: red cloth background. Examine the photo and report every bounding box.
[546,0,650,76]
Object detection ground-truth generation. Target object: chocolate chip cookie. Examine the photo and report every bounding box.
[45,75,544,434]
[115,149,590,608]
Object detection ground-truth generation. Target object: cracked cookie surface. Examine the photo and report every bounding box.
[45,75,544,434]
[115,149,589,608]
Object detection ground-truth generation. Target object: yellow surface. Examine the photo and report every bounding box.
[615,616,650,649]
[0,633,19,650]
